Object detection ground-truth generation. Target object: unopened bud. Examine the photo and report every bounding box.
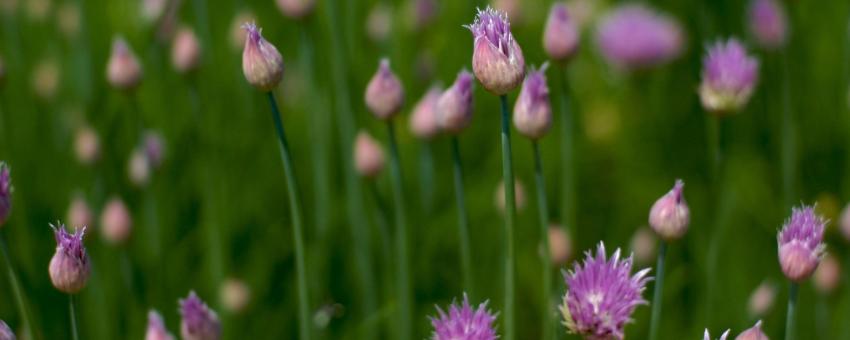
[106,37,143,91]
[354,131,385,179]
[241,23,284,92]
[365,59,404,120]
[49,224,90,294]
[648,179,689,241]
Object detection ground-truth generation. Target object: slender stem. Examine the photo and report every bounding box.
[386,119,412,340]
[499,94,516,340]
[266,92,311,340]
[0,234,33,340]
[419,142,436,213]
[785,282,798,340]
[69,294,79,340]
[450,136,474,297]
[556,67,574,238]
[532,142,552,340]
[649,242,667,340]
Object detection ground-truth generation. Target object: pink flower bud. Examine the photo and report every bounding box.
[67,195,93,230]
[494,178,526,214]
[777,205,826,282]
[106,37,143,91]
[735,321,768,340]
[366,4,392,44]
[648,179,689,241]
[100,197,132,245]
[128,148,151,188]
[241,23,284,92]
[146,310,175,340]
[0,320,14,340]
[354,131,385,179]
[365,59,404,120]
[275,0,315,19]
[747,281,776,317]
[748,0,788,50]
[543,3,580,63]
[219,278,251,314]
[436,70,474,134]
[630,227,657,265]
[409,86,442,140]
[548,225,572,265]
[74,125,100,166]
[466,7,526,95]
[513,65,552,139]
[32,59,59,100]
[49,224,90,294]
[814,253,840,295]
[172,26,201,75]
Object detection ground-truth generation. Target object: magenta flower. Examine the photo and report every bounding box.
[748,0,788,50]
[430,294,498,340]
[466,6,525,95]
[48,224,90,294]
[436,70,475,134]
[0,163,11,227]
[513,64,552,140]
[179,291,221,340]
[778,205,826,282]
[699,39,759,114]
[595,4,683,70]
[560,242,651,339]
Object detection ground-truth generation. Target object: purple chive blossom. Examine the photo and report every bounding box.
[704,329,730,340]
[241,23,284,92]
[748,0,788,50]
[179,291,221,340]
[0,163,11,227]
[543,2,580,63]
[48,223,90,294]
[560,242,651,340]
[0,320,14,340]
[777,205,826,282]
[513,64,552,140]
[430,293,498,340]
[648,179,690,241]
[436,70,475,134]
[595,4,683,71]
[699,39,759,114]
[146,310,175,340]
[466,6,525,95]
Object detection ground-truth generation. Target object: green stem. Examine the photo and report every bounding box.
[69,294,79,340]
[532,142,552,340]
[450,136,474,297]
[556,67,574,238]
[386,119,412,340]
[649,241,667,340]
[785,282,798,340]
[0,234,33,340]
[499,94,516,340]
[779,51,795,209]
[419,142,436,213]
[266,92,311,340]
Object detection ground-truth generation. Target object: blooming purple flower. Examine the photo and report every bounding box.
[241,23,284,92]
[436,70,475,134]
[699,39,759,114]
[736,320,768,340]
[179,291,221,340]
[648,179,690,241]
[365,58,405,120]
[560,242,651,339]
[704,329,730,340]
[595,4,683,70]
[48,223,90,294]
[0,163,11,227]
[513,64,552,139]
[748,0,788,50]
[543,2,580,63]
[146,310,175,340]
[466,6,525,95]
[0,319,14,340]
[430,293,498,340]
[410,86,442,140]
[777,205,826,282]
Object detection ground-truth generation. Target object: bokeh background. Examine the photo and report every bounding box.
[0,0,849,338]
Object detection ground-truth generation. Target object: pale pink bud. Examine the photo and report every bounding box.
[409,86,442,140]
[494,178,526,214]
[777,206,826,282]
[128,148,151,188]
[172,26,201,74]
[275,0,315,19]
[814,253,840,295]
[365,58,404,120]
[74,126,100,166]
[548,225,572,265]
[543,3,580,63]
[67,195,93,231]
[748,0,788,50]
[366,4,392,44]
[219,278,251,314]
[106,37,143,91]
[100,197,132,245]
[241,23,284,92]
[436,70,474,134]
[735,320,768,340]
[32,60,59,100]
[229,11,256,51]
[146,310,175,340]
[49,224,90,294]
[513,65,552,139]
[630,227,657,265]
[747,281,777,317]
[648,179,689,241]
[354,131,385,179]
[466,7,526,95]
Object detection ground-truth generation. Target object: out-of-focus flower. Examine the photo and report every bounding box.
[67,194,93,230]
[146,310,175,340]
[747,281,777,317]
[409,85,442,140]
[0,163,10,227]
[699,39,759,114]
[466,6,525,95]
[630,227,656,265]
[25,0,49,21]
[777,205,826,282]
[229,11,256,51]
[366,3,392,44]
[144,131,166,170]
[544,3,580,63]
[179,291,221,340]
[128,148,151,187]
[814,253,840,295]
[0,320,14,340]
[704,329,730,340]
[436,70,474,134]
[276,0,315,19]
[549,225,572,266]
[242,23,284,92]
[0,0,17,14]
[430,294,498,340]
[172,26,201,74]
[365,58,404,120]
[648,179,689,241]
[513,64,551,139]
[407,0,437,31]
[560,242,651,339]
[74,126,100,166]
[354,131,385,179]
[107,37,143,91]
[49,223,90,294]
[595,4,683,71]
[748,0,787,50]
[495,178,526,214]
[32,59,59,100]
[219,278,251,314]
[735,320,768,340]
[100,197,132,245]
[57,3,80,39]
[141,0,167,23]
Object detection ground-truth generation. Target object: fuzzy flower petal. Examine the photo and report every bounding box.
[430,293,498,340]
[777,205,826,282]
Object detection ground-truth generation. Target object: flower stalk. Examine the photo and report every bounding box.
[532,141,553,340]
[386,119,412,340]
[499,94,516,340]
[450,136,474,297]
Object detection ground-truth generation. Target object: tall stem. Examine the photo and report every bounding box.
[780,51,795,209]
[69,294,79,340]
[557,67,575,240]
[266,93,311,340]
[386,119,412,340]
[450,136,474,297]
[785,282,798,340]
[649,241,667,340]
[499,94,516,340]
[532,142,552,340]
[0,234,33,340]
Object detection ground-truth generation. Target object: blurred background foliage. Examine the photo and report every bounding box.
[0,0,850,339]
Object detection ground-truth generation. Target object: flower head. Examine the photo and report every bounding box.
[748,0,787,50]
[777,205,826,282]
[276,0,315,19]
[430,293,498,340]
[146,310,175,340]
[436,70,475,134]
[409,86,442,140]
[219,278,251,314]
[0,163,10,227]
[595,4,683,71]
[549,225,572,266]
[513,64,552,139]
[49,223,90,294]
[354,131,385,179]
[543,3,580,63]
[699,39,759,114]
[736,320,768,340]
[560,242,651,339]
[100,197,132,245]
[106,37,142,91]
[172,26,201,74]
[241,23,284,92]
[0,320,14,340]
[648,179,690,241]
[129,148,151,188]
[179,291,221,340]
[466,6,525,95]
[704,329,730,340]
[365,58,405,120]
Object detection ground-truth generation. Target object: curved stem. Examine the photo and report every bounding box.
[267,92,311,340]
[532,142,552,340]
[499,94,516,340]
[450,136,474,297]
[0,234,33,340]
[69,294,79,340]
[649,241,667,340]
[785,282,798,340]
[386,119,412,340]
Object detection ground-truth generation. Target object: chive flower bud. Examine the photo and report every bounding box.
[229,11,256,51]
[106,37,143,91]
[548,225,572,266]
[241,23,284,92]
[466,6,526,95]
[495,178,526,214]
[436,70,474,134]
[354,131,385,179]
[409,86,442,140]
[430,293,498,340]
[146,310,175,340]
[543,3,580,63]
[100,197,132,245]
[747,281,777,317]
[220,278,251,314]
[365,58,404,120]
[748,0,788,50]
[735,320,768,340]
[513,64,552,140]
[74,125,100,166]
[172,26,201,75]
[144,131,166,170]
[0,320,14,340]
[179,291,221,340]
[648,179,689,241]
[630,227,657,265]
[699,39,759,115]
[48,223,90,294]
[777,205,826,282]
[129,148,151,188]
[32,59,59,100]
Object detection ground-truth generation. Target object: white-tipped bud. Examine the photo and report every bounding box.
[436,70,474,134]
[241,23,284,92]
[365,59,404,120]
[648,179,689,241]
